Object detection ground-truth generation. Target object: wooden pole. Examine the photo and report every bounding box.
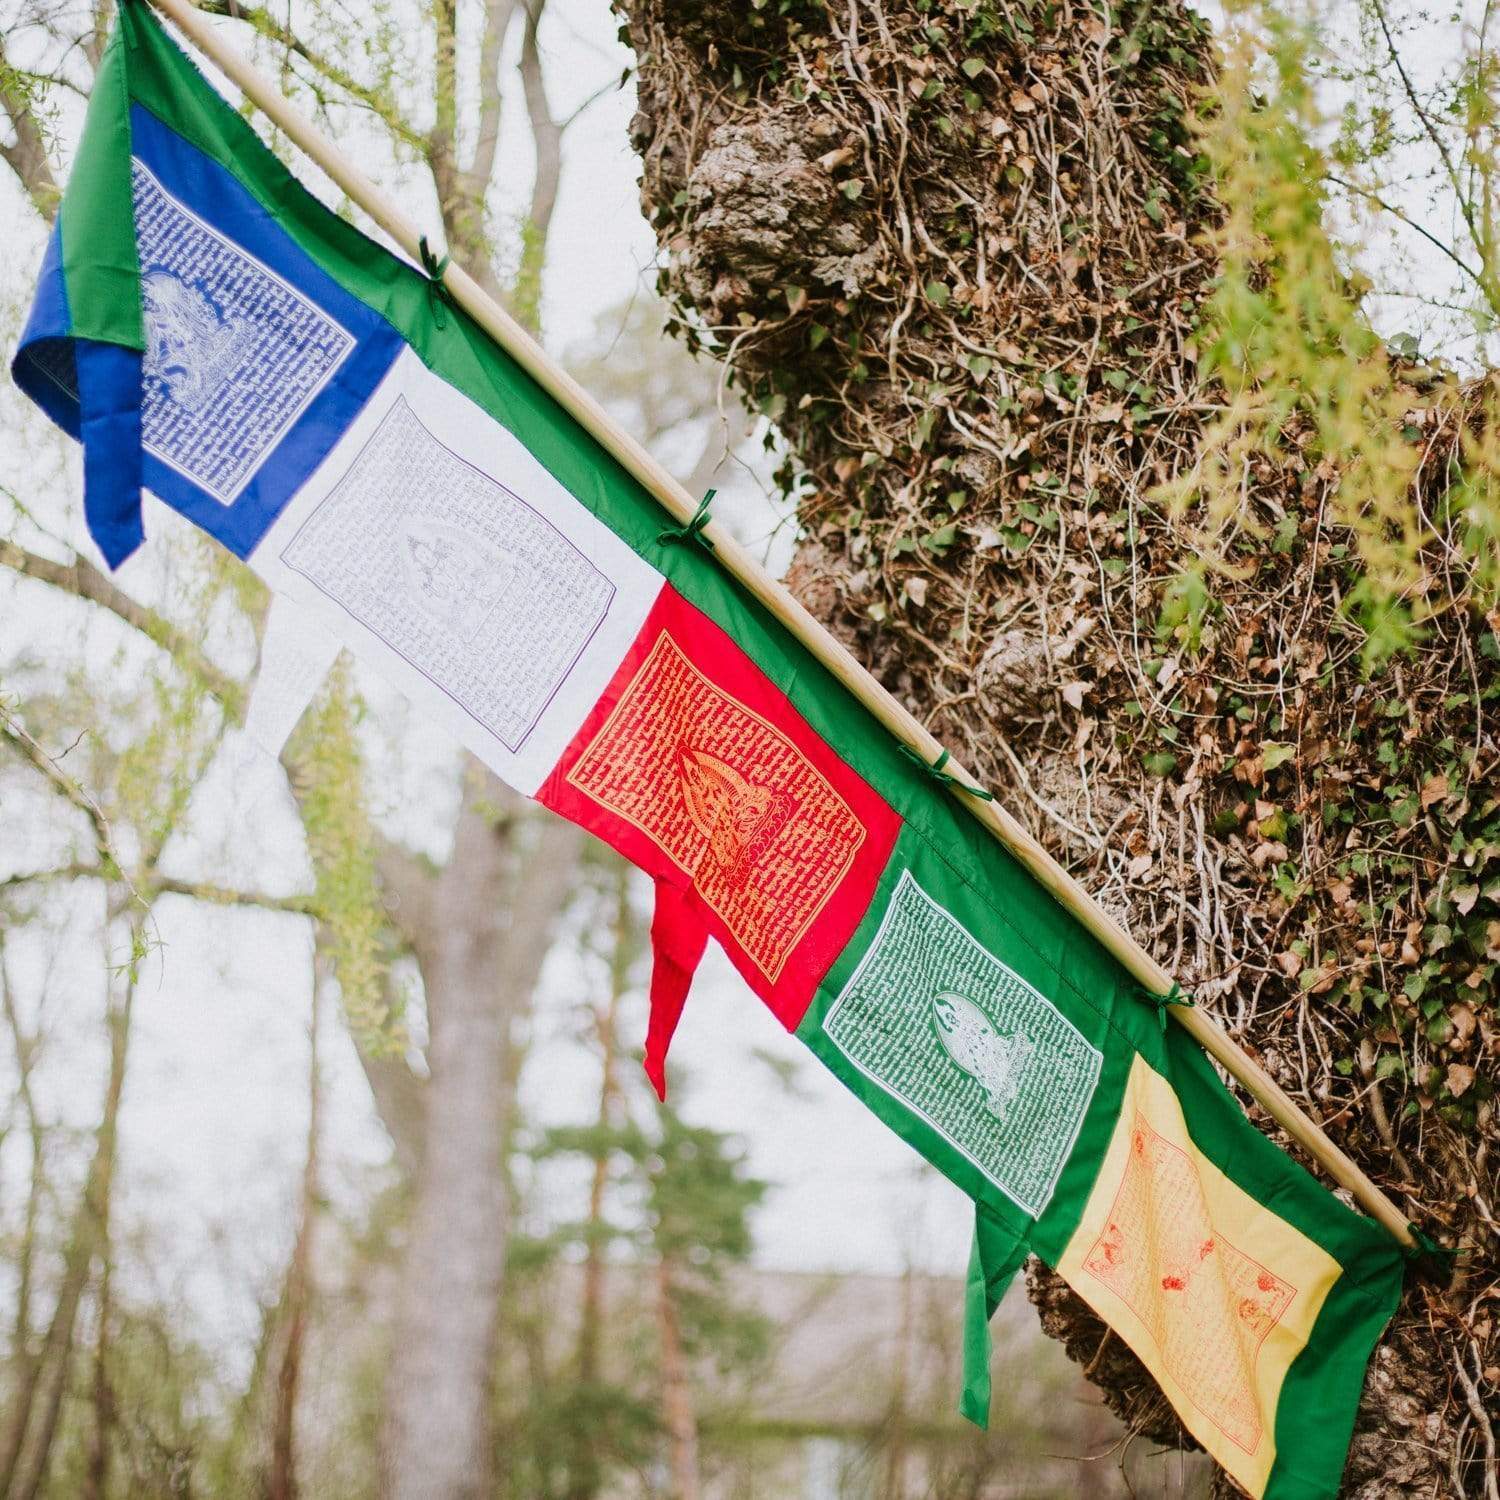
[144,0,1416,1249]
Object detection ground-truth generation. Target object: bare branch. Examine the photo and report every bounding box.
[464,0,517,198]
[0,34,61,223]
[511,0,561,326]
[2,543,243,714]
[0,712,121,881]
[519,0,562,250]
[150,877,318,918]
[1326,173,1487,292]
[198,1,426,152]
[0,861,105,893]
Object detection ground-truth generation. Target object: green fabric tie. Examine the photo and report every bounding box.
[897,743,995,801]
[657,489,717,552]
[1139,980,1195,1034]
[418,235,453,329]
[1404,1222,1460,1285]
[960,1205,1029,1428]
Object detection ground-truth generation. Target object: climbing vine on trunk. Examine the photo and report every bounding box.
[616,0,1499,1493]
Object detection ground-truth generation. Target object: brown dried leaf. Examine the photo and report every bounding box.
[1450,1004,1477,1047]
[1447,1063,1476,1099]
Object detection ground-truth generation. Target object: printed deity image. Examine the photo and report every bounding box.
[281,396,615,754]
[1082,1111,1296,1456]
[401,519,513,642]
[133,159,355,501]
[823,871,1102,1219]
[566,628,867,983]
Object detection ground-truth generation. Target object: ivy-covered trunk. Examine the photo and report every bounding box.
[616,1,1498,1494]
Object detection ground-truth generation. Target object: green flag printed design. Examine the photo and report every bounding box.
[823,869,1101,1218]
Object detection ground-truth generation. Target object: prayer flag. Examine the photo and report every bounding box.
[11,9,1407,1495]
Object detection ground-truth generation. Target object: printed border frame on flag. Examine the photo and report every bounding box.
[821,867,1103,1219]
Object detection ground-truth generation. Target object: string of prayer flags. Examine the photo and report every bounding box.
[12,8,1406,1495]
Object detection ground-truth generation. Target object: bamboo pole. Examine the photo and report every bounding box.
[144,0,1416,1249]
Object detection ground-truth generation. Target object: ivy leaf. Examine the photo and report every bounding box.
[966,353,992,381]
[961,56,986,78]
[1143,751,1178,777]
[1447,1063,1475,1098]
[784,285,808,314]
[1262,743,1296,771]
[840,179,865,201]
[925,279,951,308]
[808,323,829,350]
[921,523,958,553]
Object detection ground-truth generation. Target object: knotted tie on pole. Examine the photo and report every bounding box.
[418,235,453,328]
[1138,981,1196,1034]
[897,743,995,801]
[657,488,717,552]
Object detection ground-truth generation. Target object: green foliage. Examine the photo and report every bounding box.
[1173,0,1500,650]
[290,659,402,1053]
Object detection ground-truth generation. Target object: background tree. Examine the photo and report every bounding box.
[613,0,1499,1495]
[499,848,771,1500]
[0,2,591,1494]
[0,10,768,1500]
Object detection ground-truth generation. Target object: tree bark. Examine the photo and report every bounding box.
[654,1256,700,1500]
[615,2,1495,1494]
[379,777,582,1500]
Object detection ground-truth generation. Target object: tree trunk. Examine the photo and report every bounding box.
[380,773,514,1500]
[615,2,1495,1494]
[565,861,631,1500]
[7,917,137,1500]
[655,1256,700,1500]
[380,774,582,1500]
[266,958,323,1500]
[80,1250,112,1500]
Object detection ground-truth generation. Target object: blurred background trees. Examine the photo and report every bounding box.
[16,0,1497,1493]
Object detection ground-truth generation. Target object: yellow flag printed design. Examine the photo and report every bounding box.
[1057,1056,1341,1499]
